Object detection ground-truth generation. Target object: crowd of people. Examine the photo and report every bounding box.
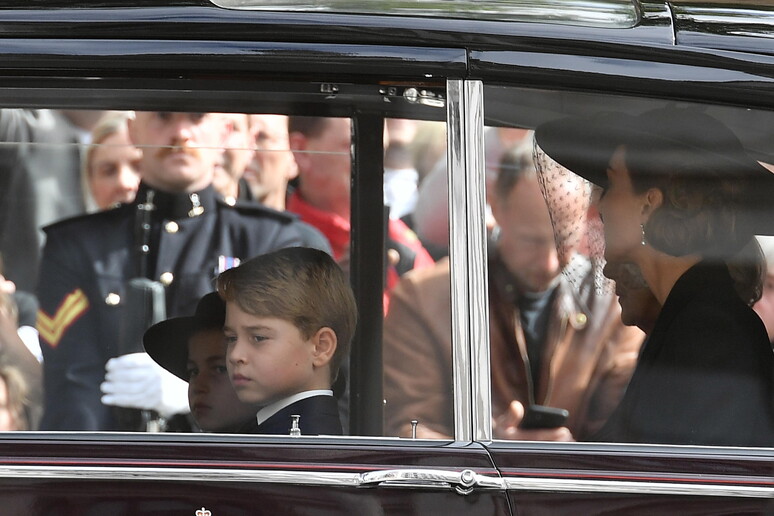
[0,105,770,446]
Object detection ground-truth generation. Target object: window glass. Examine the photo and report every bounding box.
[484,84,774,447]
[382,118,452,439]
[0,91,453,439]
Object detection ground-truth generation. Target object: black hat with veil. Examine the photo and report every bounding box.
[532,106,774,296]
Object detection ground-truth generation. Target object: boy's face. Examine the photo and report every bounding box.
[224,301,328,405]
[187,328,257,432]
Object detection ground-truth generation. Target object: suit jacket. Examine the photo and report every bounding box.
[595,261,774,447]
[37,184,312,431]
[383,253,644,439]
[242,395,343,436]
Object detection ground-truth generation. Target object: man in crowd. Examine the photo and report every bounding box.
[286,116,434,300]
[383,143,644,440]
[37,111,312,431]
[243,114,298,211]
[212,113,253,202]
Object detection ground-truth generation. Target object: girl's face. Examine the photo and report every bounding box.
[597,145,650,264]
[187,328,258,432]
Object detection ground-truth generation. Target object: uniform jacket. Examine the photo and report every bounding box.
[241,395,343,436]
[595,261,774,447]
[383,253,644,439]
[37,184,312,431]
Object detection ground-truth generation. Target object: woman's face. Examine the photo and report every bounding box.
[597,145,649,263]
[88,130,142,210]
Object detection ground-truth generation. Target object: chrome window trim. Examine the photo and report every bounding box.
[210,0,640,28]
[0,465,497,489]
[0,464,770,499]
[447,79,491,442]
[503,477,774,499]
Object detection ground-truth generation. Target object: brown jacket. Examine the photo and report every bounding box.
[383,254,643,439]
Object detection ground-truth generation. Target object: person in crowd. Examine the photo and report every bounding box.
[143,292,257,433]
[753,235,774,343]
[0,363,30,431]
[287,116,434,303]
[212,113,331,252]
[0,109,106,292]
[383,144,644,440]
[0,274,41,430]
[536,106,774,446]
[242,114,298,210]
[37,111,314,431]
[217,247,356,435]
[212,113,254,202]
[411,126,527,260]
[383,118,419,222]
[83,111,142,211]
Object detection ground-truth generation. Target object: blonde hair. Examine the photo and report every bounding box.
[81,111,134,211]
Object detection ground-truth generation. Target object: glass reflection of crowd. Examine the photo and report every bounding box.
[0,106,771,447]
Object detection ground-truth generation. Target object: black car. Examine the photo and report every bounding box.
[0,0,771,514]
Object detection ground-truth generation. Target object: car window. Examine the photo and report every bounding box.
[0,82,459,440]
[483,83,774,448]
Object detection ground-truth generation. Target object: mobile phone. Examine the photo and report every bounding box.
[519,405,569,430]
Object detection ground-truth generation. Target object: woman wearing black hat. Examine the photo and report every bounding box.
[535,106,774,447]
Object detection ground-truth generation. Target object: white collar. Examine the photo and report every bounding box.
[255,390,333,427]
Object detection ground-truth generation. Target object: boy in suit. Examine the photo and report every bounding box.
[217,246,356,435]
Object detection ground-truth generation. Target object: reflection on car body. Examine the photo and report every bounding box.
[0,0,771,514]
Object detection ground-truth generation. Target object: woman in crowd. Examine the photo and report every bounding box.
[83,111,141,210]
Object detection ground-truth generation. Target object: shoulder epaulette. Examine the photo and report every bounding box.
[217,197,298,223]
[42,204,130,234]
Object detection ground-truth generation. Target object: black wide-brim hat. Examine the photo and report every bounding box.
[534,106,774,235]
[143,291,226,381]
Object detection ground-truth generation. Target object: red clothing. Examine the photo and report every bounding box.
[287,191,350,260]
[287,191,434,308]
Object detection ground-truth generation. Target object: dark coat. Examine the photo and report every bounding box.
[242,395,343,436]
[37,184,316,431]
[595,261,774,447]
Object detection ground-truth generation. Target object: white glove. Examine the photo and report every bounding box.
[100,352,190,418]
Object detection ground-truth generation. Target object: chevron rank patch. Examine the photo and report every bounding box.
[37,288,90,348]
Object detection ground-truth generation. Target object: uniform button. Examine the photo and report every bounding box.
[105,293,121,306]
[159,272,174,286]
[224,196,236,206]
[165,221,179,234]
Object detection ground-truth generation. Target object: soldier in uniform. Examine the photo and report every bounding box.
[37,111,317,431]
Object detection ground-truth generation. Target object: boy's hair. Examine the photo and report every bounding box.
[217,247,357,383]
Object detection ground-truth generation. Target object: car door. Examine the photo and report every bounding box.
[472,8,774,512]
[0,6,515,513]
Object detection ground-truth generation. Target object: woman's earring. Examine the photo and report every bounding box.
[640,224,647,246]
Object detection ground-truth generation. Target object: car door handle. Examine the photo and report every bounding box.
[358,468,503,495]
